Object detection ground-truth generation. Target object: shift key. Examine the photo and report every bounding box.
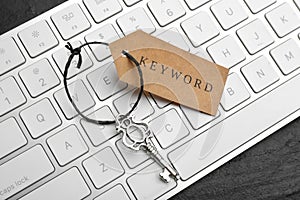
[0,145,54,200]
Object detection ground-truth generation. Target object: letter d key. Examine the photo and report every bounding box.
[116,115,180,183]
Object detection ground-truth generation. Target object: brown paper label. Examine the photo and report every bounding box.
[109,30,229,116]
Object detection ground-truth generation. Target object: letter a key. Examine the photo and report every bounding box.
[116,115,180,183]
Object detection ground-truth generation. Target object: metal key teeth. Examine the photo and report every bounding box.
[143,137,180,183]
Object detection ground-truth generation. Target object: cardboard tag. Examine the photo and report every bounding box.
[109,30,229,116]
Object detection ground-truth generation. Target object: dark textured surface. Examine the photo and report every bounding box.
[0,0,299,199]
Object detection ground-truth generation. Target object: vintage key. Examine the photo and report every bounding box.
[116,115,180,183]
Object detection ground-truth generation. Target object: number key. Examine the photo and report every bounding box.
[148,0,186,27]
[0,77,26,116]
[19,59,60,98]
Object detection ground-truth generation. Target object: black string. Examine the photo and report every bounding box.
[63,42,144,125]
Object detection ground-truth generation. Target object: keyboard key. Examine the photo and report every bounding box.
[19,59,60,98]
[85,24,120,61]
[181,11,219,47]
[54,80,95,120]
[241,56,279,93]
[211,0,248,30]
[181,106,220,129]
[207,36,245,68]
[150,109,189,149]
[148,0,186,27]
[94,184,130,200]
[113,90,155,120]
[81,106,117,146]
[270,39,300,75]
[266,3,300,38]
[84,0,122,23]
[220,73,250,111]
[52,41,93,79]
[117,8,156,35]
[0,77,26,116]
[116,139,149,168]
[18,20,58,58]
[20,168,90,200]
[0,37,25,75]
[168,72,300,180]
[237,19,274,55]
[0,118,27,159]
[123,0,142,7]
[244,0,276,14]
[51,4,91,40]
[156,28,190,51]
[0,145,54,200]
[127,163,177,200]
[83,147,124,189]
[47,125,88,166]
[20,98,62,139]
[87,62,127,100]
[184,0,211,10]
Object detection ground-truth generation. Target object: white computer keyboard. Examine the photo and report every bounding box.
[0,0,300,199]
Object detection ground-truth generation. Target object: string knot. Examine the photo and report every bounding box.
[65,42,82,69]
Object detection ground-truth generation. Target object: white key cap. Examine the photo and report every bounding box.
[84,0,122,23]
[0,118,27,159]
[181,106,220,129]
[20,98,62,138]
[237,19,274,55]
[0,37,25,75]
[94,184,130,200]
[156,28,190,51]
[51,4,91,40]
[0,77,26,116]
[116,139,149,168]
[220,73,250,111]
[123,0,141,7]
[85,24,120,61]
[117,8,156,35]
[244,0,276,14]
[127,163,176,200]
[54,80,95,119]
[207,36,245,68]
[20,168,91,200]
[82,147,124,189]
[211,0,248,30]
[148,0,186,27]
[184,0,211,10]
[270,39,300,75]
[19,59,60,97]
[181,11,219,47]
[87,62,127,100]
[168,72,300,180]
[18,20,58,57]
[47,125,88,166]
[241,56,279,93]
[150,109,189,149]
[113,90,154,120]
[52,41,93,79]
[80,106,116,146]
[295,0,300,10]
[0,145,54,200]
[266,3,300,38]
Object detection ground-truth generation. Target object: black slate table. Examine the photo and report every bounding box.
[0,0,299,199]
